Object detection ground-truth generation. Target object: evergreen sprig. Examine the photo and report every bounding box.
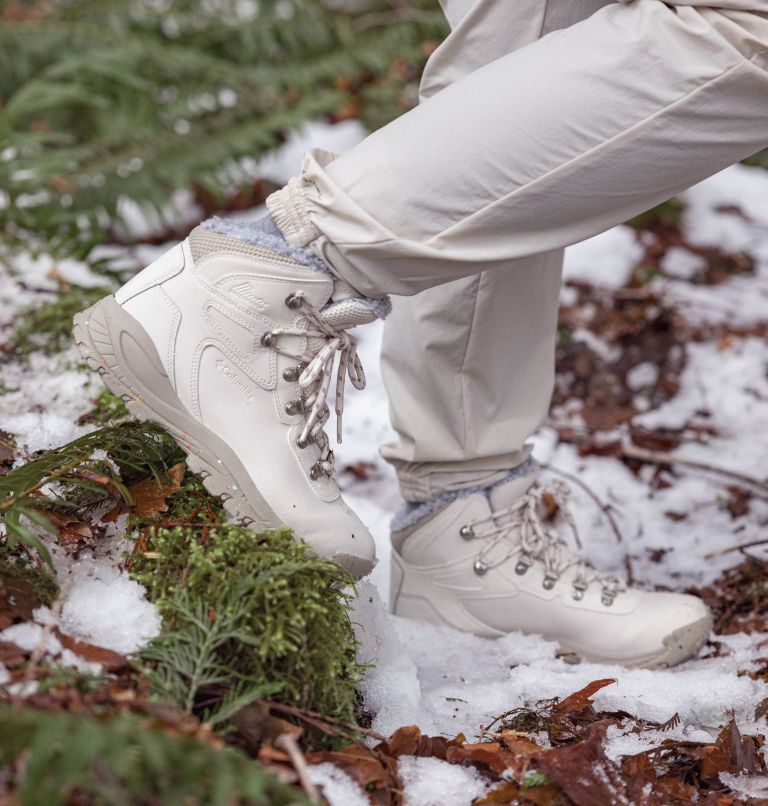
[0,421,184,565]
[139,585,282,724]
[0,705,308,805]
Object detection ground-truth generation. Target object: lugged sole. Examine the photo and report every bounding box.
[391,552,713,668]
[73,295,374,579]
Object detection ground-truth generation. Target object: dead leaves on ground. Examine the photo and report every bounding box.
[273,678,764,805]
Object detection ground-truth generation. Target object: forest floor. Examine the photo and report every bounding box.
[2,122,768,804]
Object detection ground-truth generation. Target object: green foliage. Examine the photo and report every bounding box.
[626,197,685,230]
[132,523,363,725]
[0,0,447,250]
[78,387,130,425]
[139,586,281,726]
[744,147,768,170]
[0,705,308,805]
[12,285,109,355]
[0,422,184,565]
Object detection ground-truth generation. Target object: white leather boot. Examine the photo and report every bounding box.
[390,468,712,667]
[73,225,378,577]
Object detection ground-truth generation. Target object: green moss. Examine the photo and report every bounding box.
[12,286,109,356]
[131,524,363,726]
[78,388,129,425]
[0,705,308,806]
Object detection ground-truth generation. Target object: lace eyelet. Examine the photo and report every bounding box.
[514,560,530,576]
[296,433,312,449]
[261,332,276,347]
[285,399,303,415]
[473,559,489,576]
[283,367,300,382]
[459,525,474,540]
[285,293,303,310]
[309,463,324,481]
[542,574,557,590]
[601,590,616,607]
[572,582,588,601]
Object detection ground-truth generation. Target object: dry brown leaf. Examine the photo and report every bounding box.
[54,629,128,672]
[536,721,657,806]
[128,463,185,518]
[551,678,616,715]
[0,572,43,630]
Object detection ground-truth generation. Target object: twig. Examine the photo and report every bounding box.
[704,538,768,559]
[541,462,634,584]
[620,444,768,498]
[265,700,386,742]
[275,733,321,805]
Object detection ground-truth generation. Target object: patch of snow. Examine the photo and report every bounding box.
[563,226,642,289]
[59,569,161,654]
[720,772,768,798]
[626,361,659,391]
[661,246,707,280]
[307,763,369,806]
[352,582,426,737]
[398,755,490,806]
[604,721,715,762]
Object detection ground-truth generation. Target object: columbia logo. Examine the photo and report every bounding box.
[215,359,256,403]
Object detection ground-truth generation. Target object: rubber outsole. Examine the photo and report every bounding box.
[566,613,713,669]
[73,295,374,579]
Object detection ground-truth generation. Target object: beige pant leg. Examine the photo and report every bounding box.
[380,1,612,502]
[267,0,768,500]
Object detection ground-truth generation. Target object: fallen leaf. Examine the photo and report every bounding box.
[128,463,185,518]
[551,678,616,715]
[537,721,660,806]
[0,570,44,630]
[55,629,128,671]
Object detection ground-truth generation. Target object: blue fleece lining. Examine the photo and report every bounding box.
[390,456,539,533]
[202,215,332,274]
[202,215,392,321]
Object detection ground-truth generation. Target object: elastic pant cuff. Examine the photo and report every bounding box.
[266,176,320,248]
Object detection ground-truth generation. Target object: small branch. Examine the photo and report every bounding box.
[541,462,634,584]
[275,733,321,805]
[265,700,386,743]
[620,444,768,497]
[704,538,768,559]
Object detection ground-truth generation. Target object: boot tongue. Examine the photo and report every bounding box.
[489,470,537,512]
[321,297,378,329]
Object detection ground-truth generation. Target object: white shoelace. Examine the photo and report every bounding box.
[262,291,365,477]
[464,481,624,603]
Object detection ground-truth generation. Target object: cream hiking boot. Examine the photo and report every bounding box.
[73,225,378,577]
[390,468,712,667]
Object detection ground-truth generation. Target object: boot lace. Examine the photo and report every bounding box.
[261,291,365,478]
[462,481,624,605]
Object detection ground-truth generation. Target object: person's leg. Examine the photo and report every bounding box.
[267,0,768,298]
[380,0,612,503]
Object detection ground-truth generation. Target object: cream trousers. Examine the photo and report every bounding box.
[267,0,768,502]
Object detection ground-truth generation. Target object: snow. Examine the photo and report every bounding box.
[562,225,642,288]
[59,570,161,654]
[398,756,490,806]
[720,772,768,798]
[2,121,768,792]
[307,763,369,806]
